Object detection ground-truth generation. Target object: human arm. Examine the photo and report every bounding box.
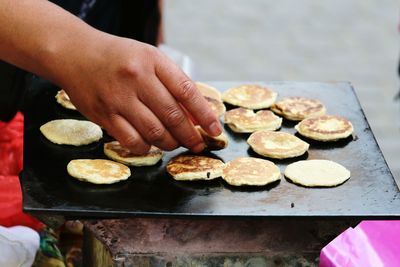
[0,0,222,154]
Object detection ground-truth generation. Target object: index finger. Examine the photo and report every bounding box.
[155,53,222,137]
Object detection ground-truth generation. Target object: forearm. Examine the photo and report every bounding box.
[0,0,105,86]
[0,0,221,154]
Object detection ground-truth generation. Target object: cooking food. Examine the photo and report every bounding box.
[224,108,282,133]
[222,157,280,186]
[67,159,131,184]
[196,126,228,151]
[205,96,226,117]
[55,89,77,110]
[195,81,222,100]
[247,130,309,159]
[270,96,326,121]
[104,141,163,166]
[166,155,225,181]
[295,115,353,141]
[40,119,102,146]
[284,159,351,187]
[222,84,277,109]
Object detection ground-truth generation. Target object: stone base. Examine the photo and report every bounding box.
[83,218,358,267]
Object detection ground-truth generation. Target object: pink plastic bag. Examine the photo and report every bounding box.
[320,221,400,267]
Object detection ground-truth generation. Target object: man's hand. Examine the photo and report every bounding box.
[63,37,222,154]
[0,0,222,154]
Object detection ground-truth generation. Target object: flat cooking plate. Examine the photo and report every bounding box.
[21,81,400,218]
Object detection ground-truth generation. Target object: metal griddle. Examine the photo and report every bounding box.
[20,81,400,218]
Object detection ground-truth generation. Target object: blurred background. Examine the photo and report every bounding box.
[164,0,400,184]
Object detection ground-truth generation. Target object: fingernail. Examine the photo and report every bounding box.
[192,142,205,153]
[208,121,222,136]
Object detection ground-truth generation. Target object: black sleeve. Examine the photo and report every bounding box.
[83,0,160,46]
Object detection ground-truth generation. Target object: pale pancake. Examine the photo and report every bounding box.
[205,96,226,117]
[55,89,77,110]
[224,108,282,133]
[40,119,102,146]
[166,155,225,181]
[284,159,350,187]
[295,115,353,141]
[67,159,131,184]
[195,82,222,100]
[222,84,277,109]
[271,97,326,121]
[104,141,163,166]
[196,126,228,151]
[247,131,309,159]
[222,157,280,186]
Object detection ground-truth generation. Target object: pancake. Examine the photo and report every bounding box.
[196,126,228,151]
[284,159,351,187]
[104,141,163,166]
[67,159,131,184]
[247,131,309,159]
[166,155,225,181]
[295,115,354,141]
[205,96,226,117]
[222,157,280,186]
[222,84,277,109]
[270,97,326,121]
[224,108,282,133]
[55,89,77,110]
[40,119,102,146]
[195,82,222,100]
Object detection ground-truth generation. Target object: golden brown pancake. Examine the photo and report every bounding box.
[166,155,225,181]
[295,115,354,141]
[205,96,226,117]
[104,141,163,166]
[271,97,326,121]
[40,119,102,146]
[247,130,309,159]
[55,89,77,110]
[195,126,228,151]
[222,84,277,109]
[224,108,282,133]
[67,159,131,184]
[222,157,280,186]
[284,159,351,187]
[195,82,222,100]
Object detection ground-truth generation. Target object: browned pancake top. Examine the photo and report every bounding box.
[166,155,224,176]
[72,159,129,179]
[248,131,307,153]
[224,85,276,106]
[225,108,278,125]
[105,141,161,157]
[300,115,353,134]
[223,157,279,180]
[205,96,226,116]
[196,82,221,100]
[273,97,325,117]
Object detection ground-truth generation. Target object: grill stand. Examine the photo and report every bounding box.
[82,218,357,266]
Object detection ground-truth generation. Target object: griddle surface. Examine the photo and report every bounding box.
[21,81,400,218]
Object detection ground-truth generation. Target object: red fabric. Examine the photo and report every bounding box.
[0,113,43,230]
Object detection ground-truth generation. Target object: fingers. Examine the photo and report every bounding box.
[104,114,150,155]
[120,100,179,151]
[137,78,205,153]
[155,53,222,137]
